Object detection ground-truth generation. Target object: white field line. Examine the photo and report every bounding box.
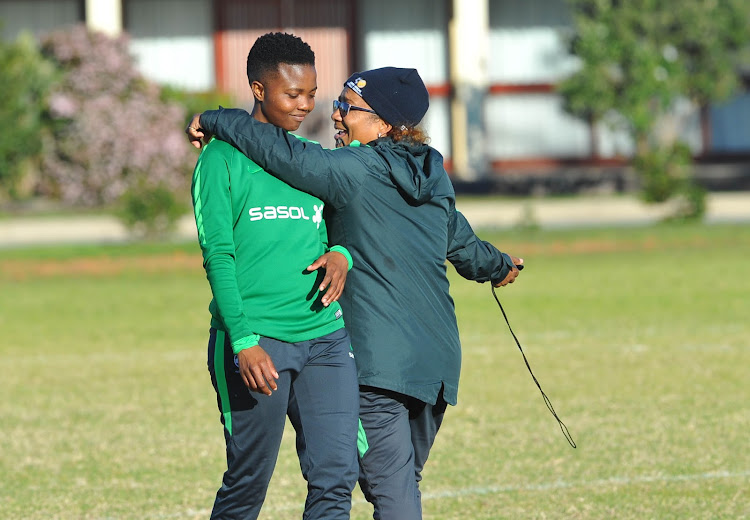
[138,468,750,519]
[419,468,750,499]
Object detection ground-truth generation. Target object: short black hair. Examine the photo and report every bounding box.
[246,32,315,85]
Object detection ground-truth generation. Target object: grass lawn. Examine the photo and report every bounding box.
[1,222,748,519]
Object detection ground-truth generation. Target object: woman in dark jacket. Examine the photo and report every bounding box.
[187,67,522,520]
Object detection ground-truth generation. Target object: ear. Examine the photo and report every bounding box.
[251,80,265,102]
[379,120,393,136]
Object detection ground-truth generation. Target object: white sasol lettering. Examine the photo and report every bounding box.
[248,207,263,221]
[248,205,312,222]
[287,207,311,220]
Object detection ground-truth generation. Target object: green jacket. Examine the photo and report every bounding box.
[191,138,346,354]
[201,109,515,405]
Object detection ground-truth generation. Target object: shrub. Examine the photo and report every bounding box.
[0,32,56,200]
[634,142,706,220]
[117,182,186,238]
[38,25,196,234]
[634,143,693,204]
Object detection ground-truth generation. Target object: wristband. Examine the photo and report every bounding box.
[329,245,353,271]
[231,334,260,355]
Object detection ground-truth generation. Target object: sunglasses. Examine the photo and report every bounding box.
[333,99,377,117]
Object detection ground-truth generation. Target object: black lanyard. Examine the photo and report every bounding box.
[492,284,577,448]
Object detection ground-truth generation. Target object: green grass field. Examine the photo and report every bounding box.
[1,222,748,519]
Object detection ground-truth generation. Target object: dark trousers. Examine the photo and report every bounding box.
[207,327,359,520]
[357,386,448,520]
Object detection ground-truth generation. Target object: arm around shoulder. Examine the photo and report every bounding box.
[200,108,371,209]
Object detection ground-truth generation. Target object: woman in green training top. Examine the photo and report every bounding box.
[191,33,359,520]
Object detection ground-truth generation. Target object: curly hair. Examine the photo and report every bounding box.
[246,32,315,85]
[386,124,430,145]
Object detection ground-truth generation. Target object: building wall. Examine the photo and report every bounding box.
[489,0,596,164]
[208,0,354,146]
[489,0,575,84]
[711,92,750,153]
[125,0,214,91]
[213,0,354,104]
[0,0,82,40]
[487,0,749,168]
[2,0,749,172]
[356,0,451,163]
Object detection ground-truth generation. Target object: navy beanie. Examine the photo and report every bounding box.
[344,67,429,127]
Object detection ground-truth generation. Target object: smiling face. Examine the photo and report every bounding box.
[332,87,392,148]
[250,62,317,132]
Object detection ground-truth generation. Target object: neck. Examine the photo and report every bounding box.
[250,103,268,124]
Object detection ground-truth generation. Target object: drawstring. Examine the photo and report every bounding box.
[491,284,576,448]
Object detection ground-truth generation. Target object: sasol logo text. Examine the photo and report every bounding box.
[248,204,324,229]
[249,206,310,221]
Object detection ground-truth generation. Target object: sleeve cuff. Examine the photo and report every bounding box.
[200,108,223,133]
[490,253,516,285]
[328,245,353,271]
[231,334,260,355]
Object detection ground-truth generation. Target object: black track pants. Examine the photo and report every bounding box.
[357,387,448,520]
[207,327,359,520]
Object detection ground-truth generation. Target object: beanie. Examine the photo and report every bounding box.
[344,67,429,127]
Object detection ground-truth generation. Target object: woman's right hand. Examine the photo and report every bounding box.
[237,345,279,395]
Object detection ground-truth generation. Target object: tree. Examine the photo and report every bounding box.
[559,0,750,219]
[0,32,56,200]
[38,25,196,236]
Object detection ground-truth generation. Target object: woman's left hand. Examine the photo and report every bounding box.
[185,113,210,149]
[308,251,349,306]
[493,255,523,287]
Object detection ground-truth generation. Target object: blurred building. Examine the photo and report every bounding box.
[2,0,749,189]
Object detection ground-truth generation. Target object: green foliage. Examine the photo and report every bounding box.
[0,32,56,200]
[117,182,188,238]
[160,85,238,127]
[560,0,750,219]
[124,83,236,237]
[633,142,707,220]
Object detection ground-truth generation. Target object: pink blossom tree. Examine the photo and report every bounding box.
[39,25,196,235]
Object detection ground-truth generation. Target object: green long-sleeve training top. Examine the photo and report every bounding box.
[191,138,348,354]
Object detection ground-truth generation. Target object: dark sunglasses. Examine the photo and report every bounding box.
[333,99,377,117]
